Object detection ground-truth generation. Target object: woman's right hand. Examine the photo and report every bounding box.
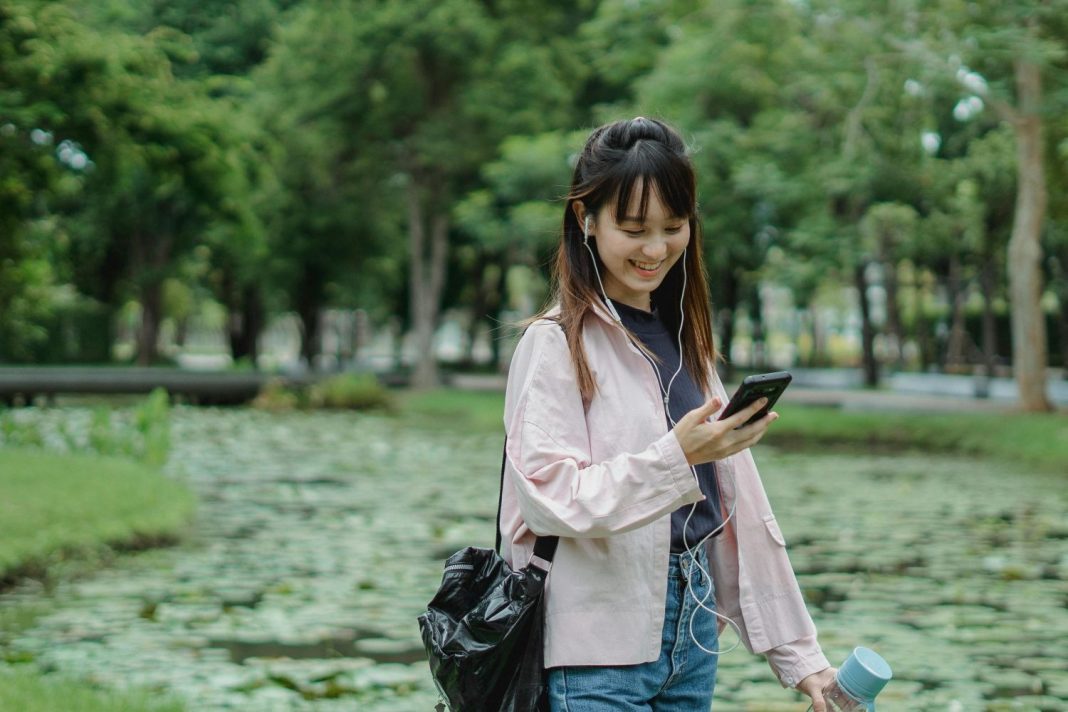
[672,396,778,466]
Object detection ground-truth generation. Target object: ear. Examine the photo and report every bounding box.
[572,201,589,230]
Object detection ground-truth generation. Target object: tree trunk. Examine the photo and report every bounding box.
[408,177,449,390]
[883,258,904,369]
[1006,57,1052,410]
[298,303,321,368]
[806,307,823,367]
[296,267,324,368]
[945,254,968,369]
[979,259,998,379]
[855,262,879,387]
[718,269,740,381]
[491,250,511,372]
[229,284,264,365]
[463,247,491,367]
[914,271,932,372]
[749,283,766,370]
[137,279,163,366]
[1058,292,1068,379]
[132,231,171,366]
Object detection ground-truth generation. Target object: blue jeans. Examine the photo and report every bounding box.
[547,546,719,711]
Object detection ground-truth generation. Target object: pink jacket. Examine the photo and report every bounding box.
[500,300,830,687]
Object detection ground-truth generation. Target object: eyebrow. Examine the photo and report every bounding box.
[619,215,686,223]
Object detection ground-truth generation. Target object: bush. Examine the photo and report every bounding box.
[307,373,394,412]
[0,388,171,468]
[250,378,301,412]
[250,373,394,413]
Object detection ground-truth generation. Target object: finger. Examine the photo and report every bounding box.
[810,695,827,712]
[692,396,722,422]
[737,410,779,431]
[733,418,774,449]
[732,429,766,454]
[724,397,768,429]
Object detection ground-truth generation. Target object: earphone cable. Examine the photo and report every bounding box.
[582,215,743,656]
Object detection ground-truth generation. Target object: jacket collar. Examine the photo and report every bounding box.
[546,297,626,332]
[589,296,620,327]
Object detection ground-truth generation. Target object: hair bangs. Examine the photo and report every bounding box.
[609,140,695,225]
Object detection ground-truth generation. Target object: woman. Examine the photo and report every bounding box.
[499,117,835,711]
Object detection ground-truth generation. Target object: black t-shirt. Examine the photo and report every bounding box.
[609,297,724,552]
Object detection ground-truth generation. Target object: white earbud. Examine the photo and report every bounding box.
[580,212,623,322]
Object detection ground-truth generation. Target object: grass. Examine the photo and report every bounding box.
[0,448,194,711]
[0,448,195,582]
[770,402,1068,471]
[395,387,507,433]
[0,669,185,712]
[395,387,1068,472]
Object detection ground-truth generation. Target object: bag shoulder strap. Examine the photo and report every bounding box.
[495,320,564,564]
[495,435,560,563]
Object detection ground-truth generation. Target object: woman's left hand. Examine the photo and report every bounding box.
[796,667,837,711]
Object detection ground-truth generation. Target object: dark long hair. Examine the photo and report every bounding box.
[523,117,720,406]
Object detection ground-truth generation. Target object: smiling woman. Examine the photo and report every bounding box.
[572,178,691,312]
[501,117,836,711]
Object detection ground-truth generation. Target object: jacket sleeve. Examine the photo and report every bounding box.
[764,635,831,689]
[503,321,703,539]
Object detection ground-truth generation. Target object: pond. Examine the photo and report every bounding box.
[1,406,1066,711]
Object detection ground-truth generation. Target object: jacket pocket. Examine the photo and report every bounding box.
[762,513,786,547]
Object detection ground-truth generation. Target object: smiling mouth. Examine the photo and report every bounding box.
[630,259,664,274]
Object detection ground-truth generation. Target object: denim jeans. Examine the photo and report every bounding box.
[547,546,719,711]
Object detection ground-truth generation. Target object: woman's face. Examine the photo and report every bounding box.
[579,182,690,313]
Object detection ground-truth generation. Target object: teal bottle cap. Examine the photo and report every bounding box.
[837,646,892,703]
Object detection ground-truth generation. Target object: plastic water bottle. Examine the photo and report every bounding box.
[806,647,892,711]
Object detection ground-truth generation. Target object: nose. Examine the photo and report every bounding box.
[641,237,668,261]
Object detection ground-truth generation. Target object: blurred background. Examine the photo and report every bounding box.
[0,0,1066,710]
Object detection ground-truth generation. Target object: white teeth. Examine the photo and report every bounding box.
[632,260,662,271]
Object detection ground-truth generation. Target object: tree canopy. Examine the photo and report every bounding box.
[0,0,1064,408]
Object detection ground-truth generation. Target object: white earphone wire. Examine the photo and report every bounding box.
[581,214,744,656]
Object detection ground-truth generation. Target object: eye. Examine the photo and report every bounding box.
[665,225,685,234]
[623,228,645,237]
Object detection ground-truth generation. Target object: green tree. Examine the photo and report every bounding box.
[62,36,248,364]
[258,0,574,382]
[453,130,582,365]
[0,1,72,360]
[632,0,827,375]
[905,0,1068,410]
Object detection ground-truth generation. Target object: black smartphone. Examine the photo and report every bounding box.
[717,371,792,428]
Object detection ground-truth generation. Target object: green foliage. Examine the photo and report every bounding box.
[251,374,394,412]
[0,412,44,449]
[133,387,172,468]
[307,373,394,412]
[1,0,1065,380]
[455,130,585,255]
[4,294,114,365]
[249,377,300,412]
[0,389,171,468]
